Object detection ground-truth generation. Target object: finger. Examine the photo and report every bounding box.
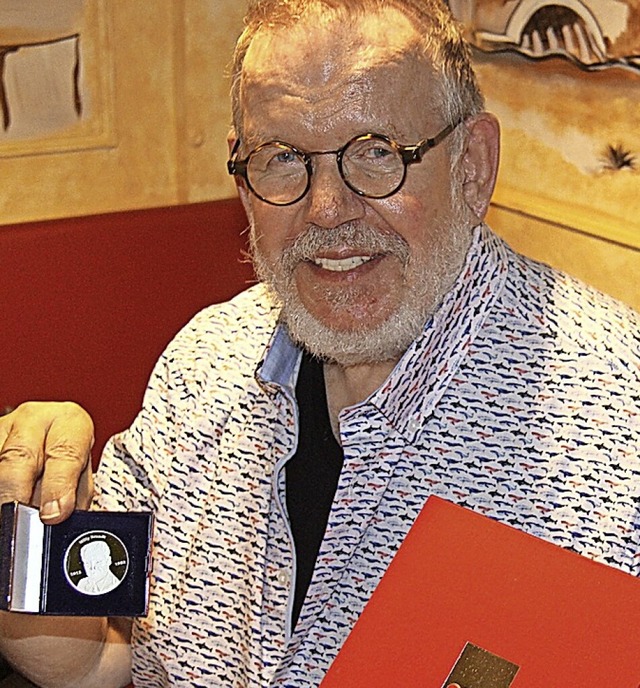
[38,406,95,523]
[0,414,10,446]
[0,413,46,507]
[0,402,94,523]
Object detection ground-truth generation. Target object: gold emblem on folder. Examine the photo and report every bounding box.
[442,642,519,688]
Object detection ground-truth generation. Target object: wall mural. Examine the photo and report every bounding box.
[450,0,640,249]
[0,0,114,155]
[0,34,81,134]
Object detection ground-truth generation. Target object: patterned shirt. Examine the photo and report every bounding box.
[95,224,640,687]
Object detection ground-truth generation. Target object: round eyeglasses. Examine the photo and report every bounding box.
[227,120,461,206]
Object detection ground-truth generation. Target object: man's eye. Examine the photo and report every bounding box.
[352,143,395,162]
[260,149,300,172]
[274,150,297,164]
[368,146,392,159]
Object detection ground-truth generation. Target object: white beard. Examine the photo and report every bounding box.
[250,191,471,367]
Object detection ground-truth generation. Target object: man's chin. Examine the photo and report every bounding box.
[296,307,392,337]
[281,304,422,367]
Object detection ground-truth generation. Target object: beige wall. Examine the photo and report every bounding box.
[1,0,638,312]
[0,0,245,223]
[487,206,640,312]
[179,0,247,202]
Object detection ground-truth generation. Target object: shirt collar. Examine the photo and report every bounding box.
[363,223,508,440]
[257,321,302,397]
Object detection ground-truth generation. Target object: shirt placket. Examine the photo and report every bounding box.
[256,383,301,686]
[273,407,398,684]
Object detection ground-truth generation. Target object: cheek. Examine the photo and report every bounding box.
[379,152,458,238]
[250,205,301,259]
[374,192,445,251]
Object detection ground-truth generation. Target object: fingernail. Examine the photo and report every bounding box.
[40,500,61,520]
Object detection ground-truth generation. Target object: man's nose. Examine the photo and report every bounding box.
[303,154,365,229]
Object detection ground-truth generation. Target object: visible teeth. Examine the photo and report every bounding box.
[313,255,372,272]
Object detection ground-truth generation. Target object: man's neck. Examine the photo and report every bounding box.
[323,358,398,442]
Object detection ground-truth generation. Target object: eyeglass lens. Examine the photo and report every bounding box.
[246,143,309,205]
[246,136,406,205]
[342,136,405,198]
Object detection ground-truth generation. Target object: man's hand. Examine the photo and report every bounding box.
[0,402,95,523]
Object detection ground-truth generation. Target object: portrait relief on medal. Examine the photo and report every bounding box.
[449,0,640,249]
[64,530,129,597]
[0,0,114,155]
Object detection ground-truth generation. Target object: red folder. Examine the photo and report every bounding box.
[321,496,640,687]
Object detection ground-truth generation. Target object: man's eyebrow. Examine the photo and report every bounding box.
[239,117,445,152]
[239,132,281,150]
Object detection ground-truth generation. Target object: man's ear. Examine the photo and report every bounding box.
[227,129,254,222]
[460,112,500,223]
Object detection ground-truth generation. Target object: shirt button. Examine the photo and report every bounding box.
[275,569,289,586]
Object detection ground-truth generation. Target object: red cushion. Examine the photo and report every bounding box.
[0,199,253,459]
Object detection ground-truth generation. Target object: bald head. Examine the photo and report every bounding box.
[231,0,483,140]
[239,6,433,147]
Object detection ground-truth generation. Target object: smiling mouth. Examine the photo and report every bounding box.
[311,255,378,272]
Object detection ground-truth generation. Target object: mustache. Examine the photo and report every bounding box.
[278,221,410,273]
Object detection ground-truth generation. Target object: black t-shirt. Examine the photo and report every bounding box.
[286,351,344,629]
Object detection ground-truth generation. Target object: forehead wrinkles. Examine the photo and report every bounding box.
[245,19,416,78]
[241,60,438,147]
[238,8,425,137]
[245,5,420,73]
[241,37,414,96]
[241,67,374,138]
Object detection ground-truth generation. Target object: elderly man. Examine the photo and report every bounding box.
[0,0,639,686]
